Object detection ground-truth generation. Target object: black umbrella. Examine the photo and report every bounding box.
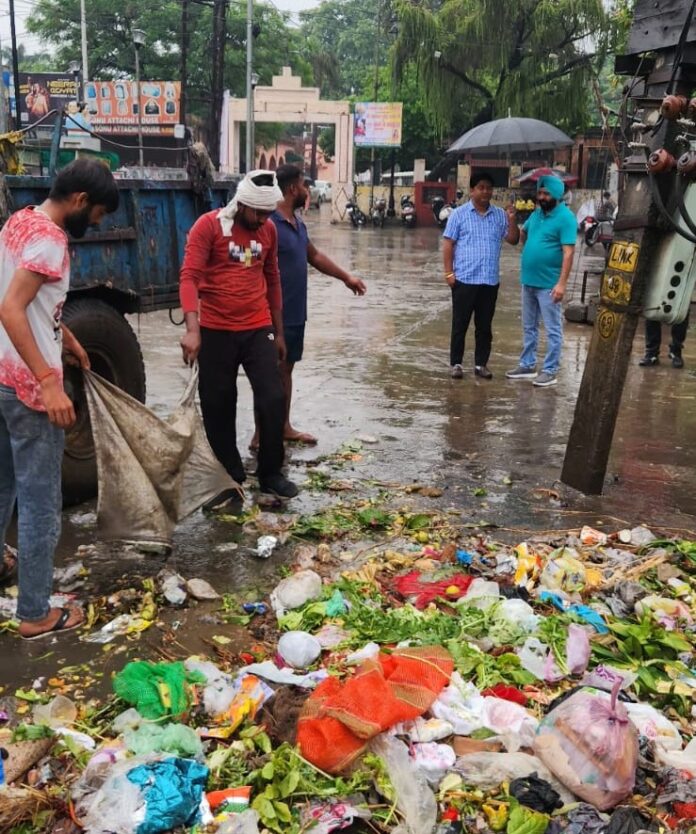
[448,117,573,154]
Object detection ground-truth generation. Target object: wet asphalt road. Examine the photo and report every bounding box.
[1,203,695,687]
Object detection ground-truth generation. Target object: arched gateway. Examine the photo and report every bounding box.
[221,67,353,223]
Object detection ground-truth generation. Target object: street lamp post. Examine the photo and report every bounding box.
[133,28,146,176]
[250,71,259,169]
[68,60,81,108]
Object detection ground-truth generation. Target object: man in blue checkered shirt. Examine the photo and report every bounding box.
[443,172,520,379]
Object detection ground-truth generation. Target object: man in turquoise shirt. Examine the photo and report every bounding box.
[506,175,577,387]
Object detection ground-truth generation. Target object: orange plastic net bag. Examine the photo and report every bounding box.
[297,646,453,773]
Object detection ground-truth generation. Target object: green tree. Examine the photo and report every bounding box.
[392,0,616,138]
[25,0,309,122]
[299,0,394,98]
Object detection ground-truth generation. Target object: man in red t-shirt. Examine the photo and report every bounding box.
[179,170,298,500]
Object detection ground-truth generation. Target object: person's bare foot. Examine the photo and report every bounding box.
[284,428,318,445]
[19,606,84,640]
[250,428,318,450]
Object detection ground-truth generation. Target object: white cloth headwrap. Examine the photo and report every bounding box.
[217,169,283,236]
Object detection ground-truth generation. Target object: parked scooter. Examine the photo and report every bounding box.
[346,199,367,228]
[431,191,463,228]
[400,194,416,228]
[582,215,614,250]
[371,197,387,228]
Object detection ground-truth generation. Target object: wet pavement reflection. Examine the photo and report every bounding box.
[2,204,694,686]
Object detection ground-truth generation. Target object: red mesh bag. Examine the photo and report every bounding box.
[297,646,453,773]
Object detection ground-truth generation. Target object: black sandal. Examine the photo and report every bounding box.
[20,607,84,641]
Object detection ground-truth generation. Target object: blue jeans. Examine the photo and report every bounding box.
[519,285,564,374]
[0,383,64,621]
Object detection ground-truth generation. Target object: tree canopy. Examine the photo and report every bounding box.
[25,0,311,121]
[21,0,633,172]
[392,0,619,138]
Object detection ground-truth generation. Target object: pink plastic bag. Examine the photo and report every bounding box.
[533,681,638,810]
[565,624,591,675]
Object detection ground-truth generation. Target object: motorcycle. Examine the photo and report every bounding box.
[371,197,387,228]
[346,199,367,228]
[430,195,454,228]
[400,194,416,228]
[582,215,614,250]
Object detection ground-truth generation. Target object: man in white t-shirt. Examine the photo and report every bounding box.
[0,158,119,640]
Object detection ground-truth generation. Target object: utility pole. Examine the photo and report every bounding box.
[0,27,7,134]
[179,0,189,126]
[561,0,696,494]
[8,0,21,129]
[245,0,253,172]
[80,0,89,82]
[210,0,228,168]
[133,29,146,175]
[369,0,382,212]
[310,124,318,180]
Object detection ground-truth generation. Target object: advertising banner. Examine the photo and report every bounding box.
[19,73,78,126]
[353,102,403,148]
[85,80,181,135]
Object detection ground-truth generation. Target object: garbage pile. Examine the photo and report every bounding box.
[1,524,695,834]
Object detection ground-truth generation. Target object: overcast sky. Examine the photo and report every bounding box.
[1,0,322,64]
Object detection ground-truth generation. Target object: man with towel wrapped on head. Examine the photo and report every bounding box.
[506,174,577,388]
[179,170,298,500]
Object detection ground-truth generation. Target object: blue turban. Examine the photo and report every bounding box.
[537,175,565,201]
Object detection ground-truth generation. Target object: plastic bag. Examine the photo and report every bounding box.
[369,735,437,834]
[217,809,260,834]
[185,658,236,717]
[124,722,203,758]
[453,752,574,803]
[539,548,586,593]
[277,631,322,669]
[270,570,323,616]
[655,737,696,774]
[533,683,639,810]
[624,702,683,752]
[482,697,538,750]
[430,672,486,735]
[84,366,238,545]
[497,598,539,633]
[517,636,564,683]
[78,754,154,834]
[566,624,591,675]
[410,742,456,785]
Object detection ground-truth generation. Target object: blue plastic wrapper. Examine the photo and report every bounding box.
[456,550,474,566]
[568,604,608,634]
[539,590,566,611]
[127,757,209,834]
[242,602,268,615]
[538,591,608,634]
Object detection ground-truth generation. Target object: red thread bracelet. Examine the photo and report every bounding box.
[36,369,55,384]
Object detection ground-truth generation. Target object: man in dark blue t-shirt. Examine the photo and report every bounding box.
[251,164,366,449]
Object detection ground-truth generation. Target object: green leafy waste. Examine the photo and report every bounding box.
[247,743,390,834]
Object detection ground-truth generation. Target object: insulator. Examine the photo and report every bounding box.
[647,148,677,173]
[661,95,688,119]
[677,151,696,176]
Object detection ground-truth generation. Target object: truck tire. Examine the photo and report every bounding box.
[61,298,146,505]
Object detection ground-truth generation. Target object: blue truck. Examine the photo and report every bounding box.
[6,169,235,503]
